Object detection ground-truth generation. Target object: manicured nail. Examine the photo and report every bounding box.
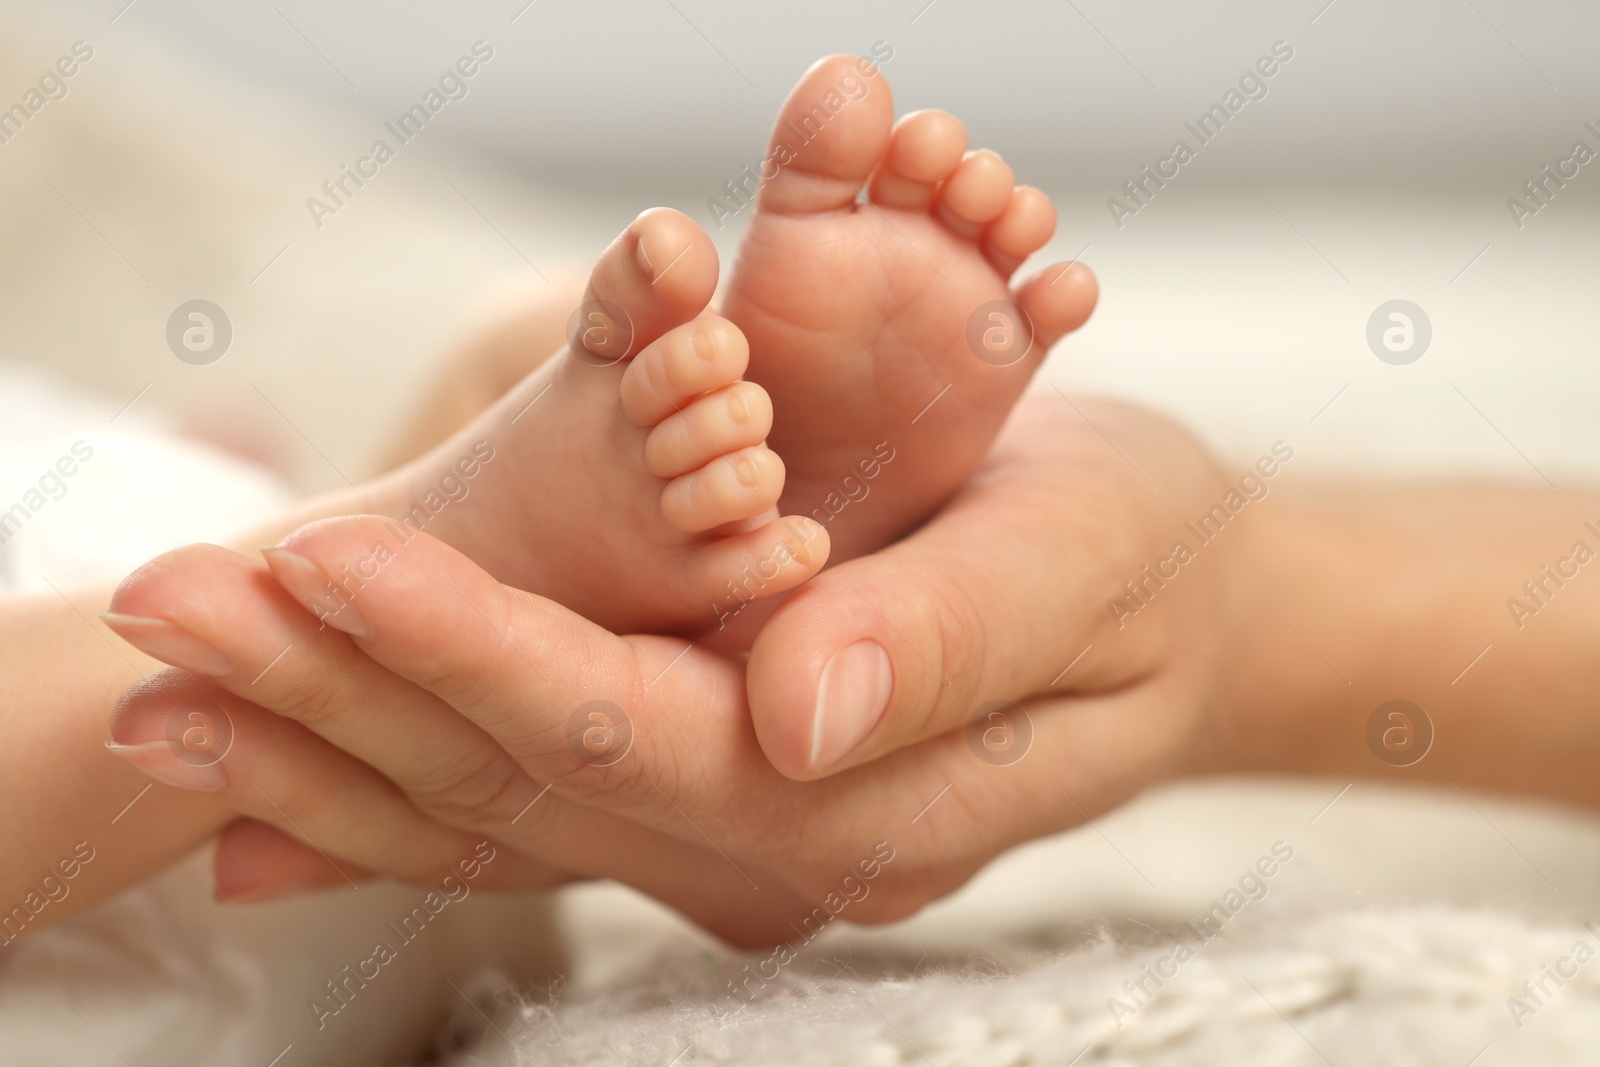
[99,613,232,677]
[261,547,371,638]
[810,639,893,771]
[105,739,228,793]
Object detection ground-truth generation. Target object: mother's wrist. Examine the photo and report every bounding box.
[1171,496,1339,780]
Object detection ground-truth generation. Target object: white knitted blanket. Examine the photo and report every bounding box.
[449,907,1600,1066]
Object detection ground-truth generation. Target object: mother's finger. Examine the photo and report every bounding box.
[214,819,371,902]
[263,517,780,822]
[110,542,812,942]
[109,668,558,892]
[260,518,981,925]
[747,395,1200,779]
[109,544,528,800]
[261,516,1093,936]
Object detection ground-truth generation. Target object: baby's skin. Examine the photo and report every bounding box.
[723,54,1097,564]
[114,55,1093,647]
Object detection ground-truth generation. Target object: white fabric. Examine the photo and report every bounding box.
[0,364,293,593]
[431,773,1600,1066]
[0,367,562,1067]
[455,906,1600,1066]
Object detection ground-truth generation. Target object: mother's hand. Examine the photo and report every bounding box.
[107,393,1242,941]
[746,392,1241,788]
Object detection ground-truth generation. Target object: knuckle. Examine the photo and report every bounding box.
[913,568,991,726]
[558,741,654,809]
[263,672,353,732]
[496,784,570,842]
[506,649,655,806]
[408,633,525,719]
[432,655,516,717]
[558,683,661,809]
[254,776,325,828]
[407,748,530,829]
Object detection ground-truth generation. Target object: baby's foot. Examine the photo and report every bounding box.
[357,208,828,635]
[722,56,1099,562]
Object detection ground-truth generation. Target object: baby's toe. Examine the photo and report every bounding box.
[868,109,967,210]
[691,516,831,622]
[574,208,718,366]
[983,186,1058,277]
[644,382,773,479]
[757,54,894,215]
[935,149,1015,239]
[659,445,785,534]
[1015,260,1099,351]
[619,316,749,428]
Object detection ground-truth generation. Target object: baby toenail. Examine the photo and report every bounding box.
[692,327,720,363]
[728,392,750,423]
[634,236,655,280]
[735,455,760,487]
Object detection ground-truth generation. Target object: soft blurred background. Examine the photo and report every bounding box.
[3,1,1599,1063]
[5,0,1599,485]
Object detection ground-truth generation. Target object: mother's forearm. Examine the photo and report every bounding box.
[0,589,231,939]
[1207,481,1600,806]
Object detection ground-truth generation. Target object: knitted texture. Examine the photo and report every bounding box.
[447,907,1600,1066]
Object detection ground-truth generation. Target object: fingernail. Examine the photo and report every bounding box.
[99,613,232,677]
[105,739,228,793]
[810,640,893,771]
[261,547,371,638]
[634,233,654,280]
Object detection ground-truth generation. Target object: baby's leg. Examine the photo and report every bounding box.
[371,272,587,474]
